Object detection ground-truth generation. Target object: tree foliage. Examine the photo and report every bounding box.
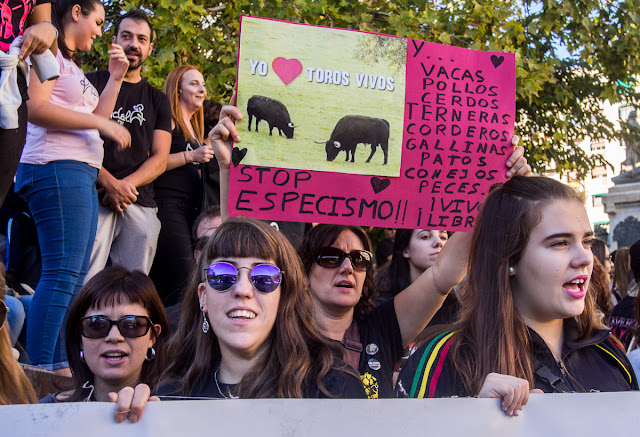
[84,0,640,177]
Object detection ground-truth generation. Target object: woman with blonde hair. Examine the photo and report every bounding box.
[0,286,36,405]
[151,65,214,306]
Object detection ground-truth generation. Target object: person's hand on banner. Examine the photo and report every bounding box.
[505,135,531,178]
[109,384,159,424]
[477,373,542,417]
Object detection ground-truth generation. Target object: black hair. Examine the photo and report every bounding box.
[53,0,102,66]
[113,9,154,43]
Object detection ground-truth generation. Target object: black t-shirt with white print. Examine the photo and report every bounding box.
[86,70,172,207]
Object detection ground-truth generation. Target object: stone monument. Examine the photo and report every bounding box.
[603,109,640,249]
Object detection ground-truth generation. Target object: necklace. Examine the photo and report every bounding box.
[214,366,239,399]
[549,348,568,375]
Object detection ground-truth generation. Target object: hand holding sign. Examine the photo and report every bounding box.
[109,384,158,424]
[209,105,243,219]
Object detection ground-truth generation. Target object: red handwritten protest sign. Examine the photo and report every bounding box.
[229,16,515,231]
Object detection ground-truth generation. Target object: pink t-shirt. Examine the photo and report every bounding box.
[21,50,103,168]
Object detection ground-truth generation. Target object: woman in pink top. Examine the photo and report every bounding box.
[14,0,130,374]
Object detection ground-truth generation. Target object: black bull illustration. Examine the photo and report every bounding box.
[316,115,389,165]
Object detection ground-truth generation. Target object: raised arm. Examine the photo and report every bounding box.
[394,135,530,347]
[27,66,130,149]
[394,231,471,347]
[208,105,243,220]
[20,3,57,60]
[93,44,129,118]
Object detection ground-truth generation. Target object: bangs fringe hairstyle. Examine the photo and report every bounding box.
[298,225,375,320]
[160,218,350,398]
[0,287,36,405]
[163,65,205,144]
[53,0,102,66]
[433,176,602,395]
[64,266,170,402]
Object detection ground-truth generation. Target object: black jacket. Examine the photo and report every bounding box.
[396,318,638,398]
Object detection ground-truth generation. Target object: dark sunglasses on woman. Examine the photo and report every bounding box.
[81,315,153,339]
[316,247,373,271]
[205,262,283,293]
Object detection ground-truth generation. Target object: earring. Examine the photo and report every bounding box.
[80,350,85,363]
[178,89,182,94]
[202,312,210,334]
[508,266,516,276]
[145,347,156,361]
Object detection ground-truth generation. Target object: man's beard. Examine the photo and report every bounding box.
[126,49,146,71]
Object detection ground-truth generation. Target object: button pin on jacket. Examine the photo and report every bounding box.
[366,343,379,355]
[368,358,381,371]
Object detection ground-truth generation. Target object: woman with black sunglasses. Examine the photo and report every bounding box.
[40,266,170,424]
[209,104,531,398]
[157,218,365,399]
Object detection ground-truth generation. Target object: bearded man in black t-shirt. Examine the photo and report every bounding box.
[84,10,172,283]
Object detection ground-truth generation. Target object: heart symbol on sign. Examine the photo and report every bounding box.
[272,57,302,86]
[232,147,248,167]
[491,55,504,68]
[370,177,391,194]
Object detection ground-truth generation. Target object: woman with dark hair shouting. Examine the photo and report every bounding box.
[396,176,637,415]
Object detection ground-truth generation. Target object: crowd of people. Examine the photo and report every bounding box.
[1,0,640,426]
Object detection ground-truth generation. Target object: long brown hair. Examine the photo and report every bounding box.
[613,247,631,298]
[0,286,36,404]
[64,267,170,402]
[438,176,602,395]
[590,257,613,319]
[298,225,375,320]
[160,218,349,398]
[163,65,205,144]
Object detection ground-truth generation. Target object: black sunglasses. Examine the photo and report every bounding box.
[316,247,373,271]
[80,315,153,339]
[0,300,7,331]
[205,262,283,293]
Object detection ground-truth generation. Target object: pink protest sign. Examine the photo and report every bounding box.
[229,16,516,231]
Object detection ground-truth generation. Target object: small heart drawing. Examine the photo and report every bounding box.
[272,57,302,86]
[491,55,504,68]
[232,147,248,167]
[371,177,391,194]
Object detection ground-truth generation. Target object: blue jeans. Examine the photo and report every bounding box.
[5,295,25,346]
[15,161,99,370]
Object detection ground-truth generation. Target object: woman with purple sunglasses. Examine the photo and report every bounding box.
[157,218,365,399]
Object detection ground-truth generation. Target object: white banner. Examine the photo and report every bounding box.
[4,392,639,436]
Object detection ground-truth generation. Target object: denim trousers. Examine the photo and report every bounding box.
[15,160,99,369]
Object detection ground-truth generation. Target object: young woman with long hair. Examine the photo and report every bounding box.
[41,266,169,423]
[396,176,637,415]
[15,0,130,373]
[150,65,214,307]
[609,245,639,351]
[208,103,530,399]
[375,229,459,325]
[158,218,365,399]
